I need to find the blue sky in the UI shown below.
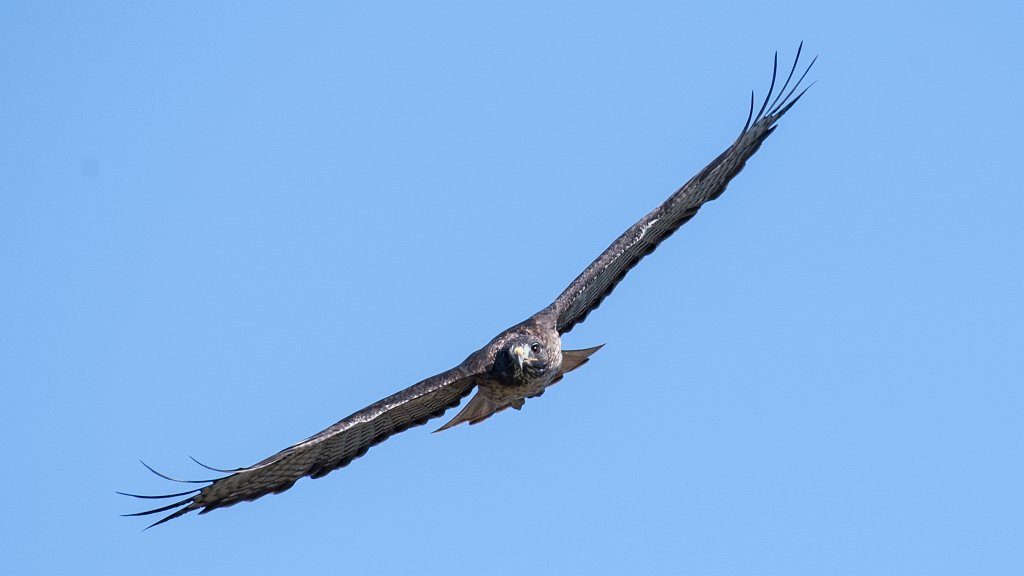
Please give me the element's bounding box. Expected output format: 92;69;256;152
2;2;1022;574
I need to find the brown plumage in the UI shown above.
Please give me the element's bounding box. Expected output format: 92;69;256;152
122;46;814;528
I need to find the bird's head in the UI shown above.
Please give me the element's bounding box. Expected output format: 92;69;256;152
497;332;560;382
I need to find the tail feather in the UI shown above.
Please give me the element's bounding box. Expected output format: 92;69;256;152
561;344;604;374
434;393;503;432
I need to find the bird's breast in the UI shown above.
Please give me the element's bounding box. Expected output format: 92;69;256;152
478;350;563;407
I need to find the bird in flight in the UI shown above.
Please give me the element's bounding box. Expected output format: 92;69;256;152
123;46;815;528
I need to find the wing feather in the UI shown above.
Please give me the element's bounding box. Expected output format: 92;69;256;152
123;366;478;527
550;46;814;334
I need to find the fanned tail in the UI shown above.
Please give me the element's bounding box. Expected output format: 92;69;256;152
434;394;502;432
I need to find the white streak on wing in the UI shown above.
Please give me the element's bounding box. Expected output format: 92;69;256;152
636;217;659;244
571;216;662;308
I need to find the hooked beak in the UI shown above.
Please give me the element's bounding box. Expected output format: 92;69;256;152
510;344;527;370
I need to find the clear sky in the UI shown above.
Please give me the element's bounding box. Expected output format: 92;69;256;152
2;2;1021;574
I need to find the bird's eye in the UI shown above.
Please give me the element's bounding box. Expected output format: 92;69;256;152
530;343;542;354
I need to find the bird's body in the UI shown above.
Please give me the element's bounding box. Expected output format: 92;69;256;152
472;317;563;408
123;46;815;528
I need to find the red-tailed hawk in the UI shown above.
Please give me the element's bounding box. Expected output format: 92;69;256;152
123;46;815;528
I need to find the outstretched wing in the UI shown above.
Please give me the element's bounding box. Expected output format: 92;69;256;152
122;366;478;528
549;46;815;334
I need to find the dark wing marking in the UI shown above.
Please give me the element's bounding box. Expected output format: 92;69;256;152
122;366;478;528
550;45;815;334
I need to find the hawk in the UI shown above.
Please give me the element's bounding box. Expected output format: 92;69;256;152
123;46;814;527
